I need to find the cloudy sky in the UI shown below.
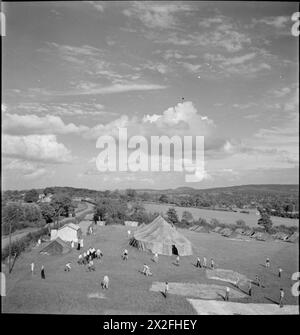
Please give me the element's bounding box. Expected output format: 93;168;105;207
2;1;299;190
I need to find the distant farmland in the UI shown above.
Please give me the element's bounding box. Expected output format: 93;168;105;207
143;203;299;228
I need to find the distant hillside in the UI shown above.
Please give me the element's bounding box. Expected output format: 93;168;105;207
136;184;299;196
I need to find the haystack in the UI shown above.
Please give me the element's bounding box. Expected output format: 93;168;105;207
129;215;193;256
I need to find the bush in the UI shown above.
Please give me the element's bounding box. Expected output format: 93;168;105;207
1;227;48;261
210;218;221;227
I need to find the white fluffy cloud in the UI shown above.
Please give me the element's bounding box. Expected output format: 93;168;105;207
2;134;73;163
3;113;88;135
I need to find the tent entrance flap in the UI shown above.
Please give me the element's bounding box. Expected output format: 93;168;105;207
172;245;178;255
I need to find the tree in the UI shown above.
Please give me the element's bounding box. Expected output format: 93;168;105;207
24;189;39;203
43;187;54;195
181;211;194;225
166;207;179;225
2;202;24;234
50;193;73;225
130;203;148;223
2;202;24;272
257;210;273;232
159;194;169;203
23;203;43;226
39;203;56;224
94;198;127;224
126;189;137;200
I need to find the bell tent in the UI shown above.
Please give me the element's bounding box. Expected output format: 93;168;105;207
129;215;193;256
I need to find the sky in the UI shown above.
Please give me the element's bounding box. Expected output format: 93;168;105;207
2;1;299;190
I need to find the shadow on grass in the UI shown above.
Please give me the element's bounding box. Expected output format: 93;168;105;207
160;291;167;298
172;262;179;266
264;296;279;305
217;293;226;301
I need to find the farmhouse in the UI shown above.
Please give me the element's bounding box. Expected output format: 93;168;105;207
51;223;82;242
129;215;193;256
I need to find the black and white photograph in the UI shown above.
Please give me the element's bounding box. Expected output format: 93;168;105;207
1;0;299;319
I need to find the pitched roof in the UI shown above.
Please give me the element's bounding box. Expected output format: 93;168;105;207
59;223;81;231
133;215;192;248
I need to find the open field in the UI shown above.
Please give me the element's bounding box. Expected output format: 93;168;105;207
2;224;298;314
144;203;299;227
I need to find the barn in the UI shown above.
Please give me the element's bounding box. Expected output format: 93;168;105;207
51;223;82;242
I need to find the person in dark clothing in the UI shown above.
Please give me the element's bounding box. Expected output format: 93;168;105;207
196;257;201;268
248;281;252;296
41;265;45;279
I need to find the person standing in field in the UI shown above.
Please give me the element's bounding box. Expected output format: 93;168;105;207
255;275;260;287
203;257;207;268
31;262;35;275
176;255;180;266
248;281;252;296
278;268;282;278
41;265;45;279
71;240;74;249
265;258;270;268
153;253;158;263
165;281;169;298
211;258;215;269
102;275;109;289
127;230;131;238
122;249;128;261
225;287;230;301
279;288;284;308
196;257;201;268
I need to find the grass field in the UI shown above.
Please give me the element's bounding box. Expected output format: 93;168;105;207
2;224;298;314
143;203;299;228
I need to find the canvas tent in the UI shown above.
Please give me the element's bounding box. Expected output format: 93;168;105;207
129;215;193;256
40;238;71;255
286;232;299;243
272;232;289;241
254;232;273;241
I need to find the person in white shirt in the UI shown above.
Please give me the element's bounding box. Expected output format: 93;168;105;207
102;275;109;289
225;287;230;301
31;262;35;274
65;263;71;271
203;257;207;268
279;288;284;308
165;282;169;298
